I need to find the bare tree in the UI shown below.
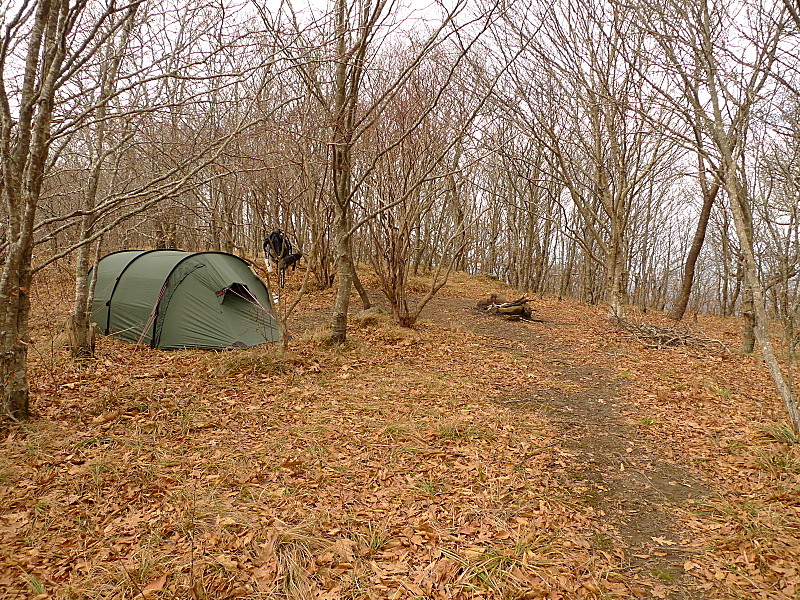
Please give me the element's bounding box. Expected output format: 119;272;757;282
359;32;504;327
0;0;140;419
640;0;799;429
261;0;480;342
67;5;138;358
783;0;800;28
498;0;675;318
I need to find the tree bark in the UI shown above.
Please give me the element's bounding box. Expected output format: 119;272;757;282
606;216;629;319
1;0;73;419
724;165;799;429
741;287;756;354
669;180;720;321
328;0;356;345
0;258;34;420
331;208;355;344
352;265;372;310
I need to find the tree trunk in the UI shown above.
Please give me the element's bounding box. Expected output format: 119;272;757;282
1;0;75;419
0;256;34;420
606;221;628;319
352;258;372;310
725;165;799;430
328;0;355;345
607;253;627;319
559;233;575;299
741;287;756;354
70;238;97;359
331;208;354;344
69;14;135;358
720;218;731;315
669;180;720;320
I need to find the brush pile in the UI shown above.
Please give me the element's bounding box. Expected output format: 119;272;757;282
615;317;729;353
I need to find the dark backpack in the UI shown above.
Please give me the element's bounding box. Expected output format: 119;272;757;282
264;230;302;287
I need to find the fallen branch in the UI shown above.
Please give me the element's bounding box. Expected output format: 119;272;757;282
615;317;729;354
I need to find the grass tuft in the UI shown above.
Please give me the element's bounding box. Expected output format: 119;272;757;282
755;449;800;476
207;347;301;377
762;422;800;446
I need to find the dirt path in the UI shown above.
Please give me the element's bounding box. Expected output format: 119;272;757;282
420;295;710;599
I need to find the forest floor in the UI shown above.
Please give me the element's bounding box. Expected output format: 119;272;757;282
1;267;799;600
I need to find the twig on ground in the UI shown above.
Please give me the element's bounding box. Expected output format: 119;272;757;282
119;560;148;600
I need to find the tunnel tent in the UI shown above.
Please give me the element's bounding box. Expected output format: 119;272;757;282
91;249;279;349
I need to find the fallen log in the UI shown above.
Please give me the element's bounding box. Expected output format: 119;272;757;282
497;304;531;317
499;296;529;308
476;293;508;309
487;296;532;319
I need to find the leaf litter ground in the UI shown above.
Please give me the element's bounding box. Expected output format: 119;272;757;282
1;269;798;599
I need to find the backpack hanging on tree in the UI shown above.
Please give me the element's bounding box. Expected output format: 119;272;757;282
264;229;302;288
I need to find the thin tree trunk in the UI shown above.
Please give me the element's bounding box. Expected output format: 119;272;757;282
720;216;731;315
670;180;720;320
741;287;756;354
559;231;575;299
352;265;372;310
70;238;97;358
725;166;799;430
329;0;354;345
606;218;628;319
70;8;136;358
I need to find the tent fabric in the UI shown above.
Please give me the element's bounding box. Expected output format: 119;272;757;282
91;250;148;335
90;250;278;349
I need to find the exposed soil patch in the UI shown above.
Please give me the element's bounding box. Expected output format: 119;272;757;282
420;294;712;598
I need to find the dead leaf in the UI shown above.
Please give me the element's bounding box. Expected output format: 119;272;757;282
142;574;166;596
651;536;676;546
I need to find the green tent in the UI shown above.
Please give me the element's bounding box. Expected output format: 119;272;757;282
91;250;279;349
